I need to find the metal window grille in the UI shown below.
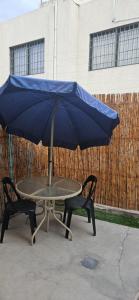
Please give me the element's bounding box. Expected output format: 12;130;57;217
89;29;116;70
89;22;139;71
117;23;139;66
10;39;44;76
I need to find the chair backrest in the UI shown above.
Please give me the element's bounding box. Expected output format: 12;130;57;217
82;175;97;203
2;177;20;205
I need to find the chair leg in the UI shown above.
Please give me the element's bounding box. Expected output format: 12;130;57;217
5;214;10;230
63;207;67;224
33;214;37;228
29;213;35;244
0;211;9;243
65;210;72;239
86;208;91;223
91;203;96;236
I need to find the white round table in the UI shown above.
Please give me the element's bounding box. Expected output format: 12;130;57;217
16;176;82;244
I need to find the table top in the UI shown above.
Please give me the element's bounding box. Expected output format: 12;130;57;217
16;176;82;201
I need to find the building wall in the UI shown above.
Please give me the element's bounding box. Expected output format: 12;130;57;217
77;0;139;93
0;0;79;85
52;0;79;81
0;0;139;94
0;2;54;84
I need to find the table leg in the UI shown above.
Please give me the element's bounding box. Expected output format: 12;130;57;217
52;210;72;241
31;199;47;245
31;199;73;244
46;200;72;240
46;207;50;232
54;210;63;220
51;201;72;241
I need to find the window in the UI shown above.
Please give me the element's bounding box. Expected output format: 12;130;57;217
118;24;139;66
10;39;44;76
89;22;139;71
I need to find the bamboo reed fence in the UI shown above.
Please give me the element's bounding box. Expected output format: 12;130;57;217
0;93;139;214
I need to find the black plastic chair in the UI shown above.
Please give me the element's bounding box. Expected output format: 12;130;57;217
0;177;37;243
63;175;97;239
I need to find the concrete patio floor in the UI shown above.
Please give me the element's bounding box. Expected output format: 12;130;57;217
0;214;139;300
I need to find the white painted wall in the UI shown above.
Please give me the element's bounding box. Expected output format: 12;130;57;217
52;0;79;81
77;0;139;93
0;0;139;94
0;2;55;84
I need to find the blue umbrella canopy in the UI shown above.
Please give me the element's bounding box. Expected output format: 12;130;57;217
0;75;119;148
0;75;119;184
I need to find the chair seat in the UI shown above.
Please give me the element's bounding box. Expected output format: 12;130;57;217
6;199;36;214
65;195;92;210
1;177;37;244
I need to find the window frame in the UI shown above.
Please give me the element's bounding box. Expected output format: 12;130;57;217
89;22;139;71
10;38;45;76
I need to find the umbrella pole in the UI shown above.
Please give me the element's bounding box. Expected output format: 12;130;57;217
48;110;55;186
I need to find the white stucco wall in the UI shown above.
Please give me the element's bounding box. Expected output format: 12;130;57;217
0;0;79;84
77;0;139;93
0;2;55;84
0;0;139;94
53;0;79;81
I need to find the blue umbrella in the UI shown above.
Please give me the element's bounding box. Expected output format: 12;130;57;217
0;75;119;185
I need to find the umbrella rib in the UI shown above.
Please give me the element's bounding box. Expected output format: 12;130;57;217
5;94;53;128
61;96;111;138
62;102;80;145
41;100;79;147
